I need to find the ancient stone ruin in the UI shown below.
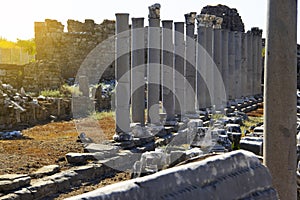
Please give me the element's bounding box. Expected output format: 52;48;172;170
201;4;245;32
2;1;297;199
34;19;115;80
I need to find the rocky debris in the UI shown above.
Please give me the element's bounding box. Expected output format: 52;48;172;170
0;131;22;139
0;174;31;193
0;81;71;131
66;143;120;165
66;151;278;200
0;163;115;200
65;153;97;165
201;4;245;32
30;165;60;179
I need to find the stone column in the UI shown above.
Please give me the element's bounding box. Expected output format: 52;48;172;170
147;4;161;125
196;19;206;110
256;30;263;95
114;13;131;140
228;31;236;100
213;28;222;108
79;76;89;97
174;22;185;118
246;31;253;96
184;12;197;115
221;30;229;100
131;18;145;125
205;27;213;107
241;33;248;97
252;28;258;96
162;20;175;121
234;32;242;99
264;0;297;199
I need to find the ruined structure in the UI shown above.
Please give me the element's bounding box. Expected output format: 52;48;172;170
201;4;245;32
34;19;115;80
0;61;62;92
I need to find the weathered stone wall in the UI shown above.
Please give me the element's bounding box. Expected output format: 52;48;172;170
0;81;71;131
0;64;23;89
35;19;115;80
0;61;62;93
201;4;245;32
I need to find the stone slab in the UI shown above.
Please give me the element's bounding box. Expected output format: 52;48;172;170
31;165;60;178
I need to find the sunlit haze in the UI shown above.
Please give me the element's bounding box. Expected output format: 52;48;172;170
0;0;298;42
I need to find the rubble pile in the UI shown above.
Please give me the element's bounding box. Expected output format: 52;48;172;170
0;81;71;132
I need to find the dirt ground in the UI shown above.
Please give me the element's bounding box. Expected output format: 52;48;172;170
0;105;264;198
0;115;130;199
0;116;116;175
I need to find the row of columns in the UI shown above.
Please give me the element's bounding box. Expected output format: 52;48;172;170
114;4;263;135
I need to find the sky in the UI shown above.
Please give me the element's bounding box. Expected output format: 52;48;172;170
0;0;297;42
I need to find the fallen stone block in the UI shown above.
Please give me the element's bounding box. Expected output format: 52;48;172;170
0;174;31;192
65;153;95;164
66;150;278;200
31;164;60;178
84;143;120;154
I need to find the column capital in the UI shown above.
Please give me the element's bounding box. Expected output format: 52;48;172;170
251;27;263;36
148;3;161;19
196;14;223;29
185;12;197;25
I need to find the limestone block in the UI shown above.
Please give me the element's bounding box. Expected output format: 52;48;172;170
0;174;30;192
31;165;60;178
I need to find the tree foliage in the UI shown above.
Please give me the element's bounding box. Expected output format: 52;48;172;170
0;37;36;55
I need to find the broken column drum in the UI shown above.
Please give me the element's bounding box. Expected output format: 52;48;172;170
147;4;161;125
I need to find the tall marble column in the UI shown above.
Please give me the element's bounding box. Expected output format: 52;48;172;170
251;28;258;96
241;33;248;97
246;31;253;96
162;20;175;121
213;28;222;108
264;0;297;198
114;13;131;139
234;32;242;99
228;31;236;100
184;12;196;114
221;30;229;100
205;26;213;107
174;22;185;118
196;17;206;110
131;18;145;125
256;30;263;95
147;4;161;125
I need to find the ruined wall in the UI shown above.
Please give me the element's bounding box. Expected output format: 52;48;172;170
0;61;62;93
201;4;245;32
35;19;115;80
0;81;71;131
0;64;23;89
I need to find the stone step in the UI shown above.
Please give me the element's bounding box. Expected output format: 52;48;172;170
0;174;31;193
